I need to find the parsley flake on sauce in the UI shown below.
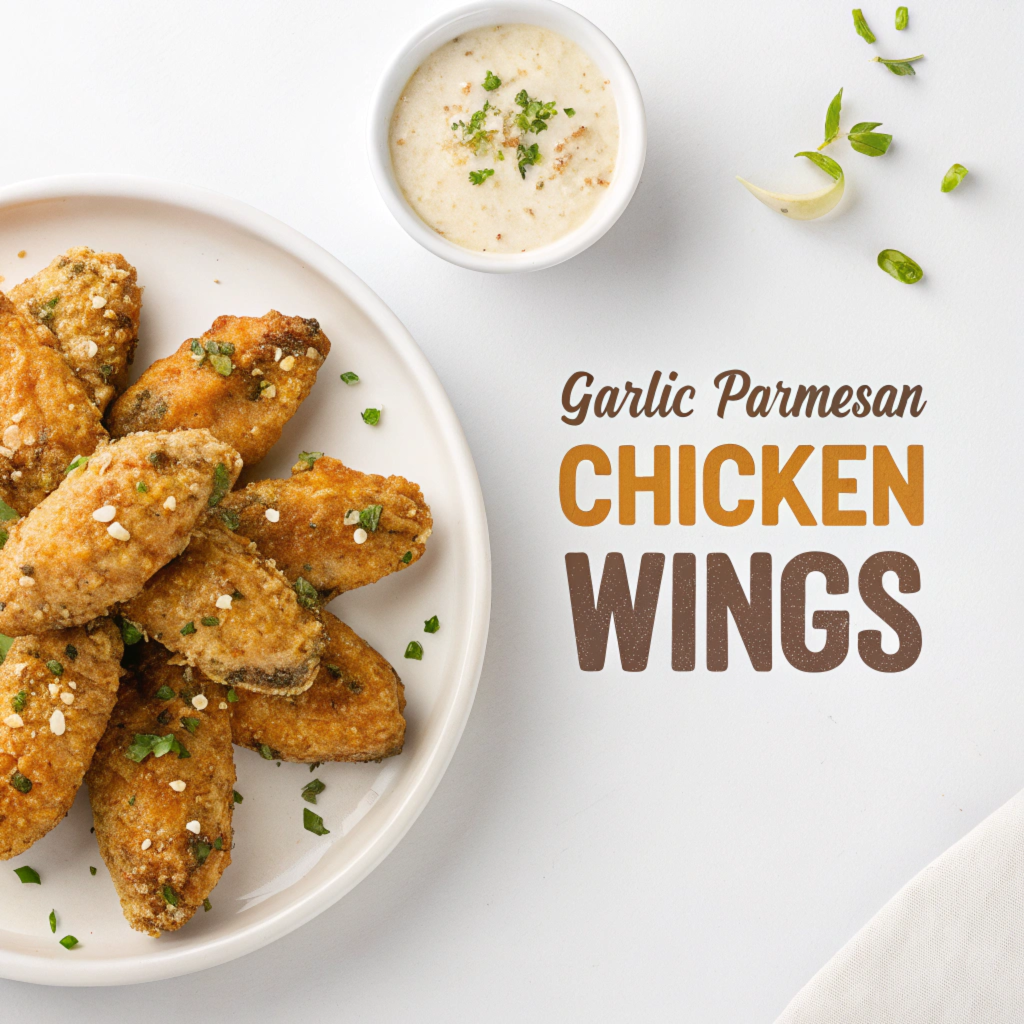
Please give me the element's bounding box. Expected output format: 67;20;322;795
482;70;501;91
469;168;495;185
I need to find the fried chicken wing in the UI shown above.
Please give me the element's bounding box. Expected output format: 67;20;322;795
230;610;405;763
107;311;330;466
0;430;242;635
0;619;122;860
121;516;325;695
0;293;108;515
87;645;234;936
10;246;142;412
221;455;432;601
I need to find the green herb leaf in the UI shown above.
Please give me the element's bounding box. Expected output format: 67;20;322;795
89;866;97;876
14;866;40;884
0;530;9;551
564;107;576;117
517;142;541;180
209;463;230;507
10;770;32;794
200;616;220;627
896;6;908;29
877;248;924;284
793;151;844;181
46;659;63;676
219;509;240;531
227;688;239;703
180;621;196;636
469;168;495;185
872;54;924;75
823;88;843;146
848;131;893;156
49;910;56;933
214;836;223;850
297;451;323;471
359;505;383;532
852;8;876;42
340;371;359;385
154;685;175;701
203;898;213;912
118;618;144;646
190;338;205;361
11;690;27;713
293;577;319;610
482;70;501;91
180;717;200;735
208;353;233;376
59;935;78;950
128;795;136;806
423;615;440;634
125;733;185;763
258;743;275;760
65;455;89;474
941;163;969;193
849;121;883;133
65;644;78;662
136;481;149;493
0;635;13;664
301;778;326;804
233;790;243;804
193;841;212;866
303;808;330;836
405;641;424;661
162;885;179;907
361;407;381;426
401;551;413;564
0;499;19;523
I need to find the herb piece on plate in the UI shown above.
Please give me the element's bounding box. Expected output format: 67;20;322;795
822;88;843;148
303;807;330;836
941;163;969;192
340;371;359;385
405;641;424;660
877;249;924;283
301;779;326;804
896;6;908;29
847;129;892;156
59;935;78;950
424;615;440;634
49;910;56;933
852;9;876;42
13;866;40;884
361;407;381;426
872;54;924;75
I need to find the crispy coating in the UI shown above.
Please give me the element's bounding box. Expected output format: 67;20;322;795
0;430;242;635
221;455;432;601
86;645;234;936
10;246;142;413
0;292;108;515
122;515;325;695
0;620;123;860
230;610;405;763
108;311;330;466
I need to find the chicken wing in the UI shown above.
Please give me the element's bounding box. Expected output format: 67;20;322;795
86;644;234;936
221;454;431;602
10;246;142;413
0;292;108;515
0;429;242;635
107;311;330;465
121;516;325;695
0;619;122;860
230;610;405;763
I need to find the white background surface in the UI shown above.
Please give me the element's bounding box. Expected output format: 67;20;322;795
1;0;1020;1019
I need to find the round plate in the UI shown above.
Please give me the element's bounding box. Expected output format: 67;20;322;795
0;175;490;986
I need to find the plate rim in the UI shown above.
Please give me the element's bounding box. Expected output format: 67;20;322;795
0;173;491;987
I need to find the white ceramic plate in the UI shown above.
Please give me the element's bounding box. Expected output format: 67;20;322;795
0;175;490;986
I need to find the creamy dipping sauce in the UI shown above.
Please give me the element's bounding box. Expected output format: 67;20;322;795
389;24;619;253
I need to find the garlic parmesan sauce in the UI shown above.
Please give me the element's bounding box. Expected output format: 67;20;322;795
389;24;619;253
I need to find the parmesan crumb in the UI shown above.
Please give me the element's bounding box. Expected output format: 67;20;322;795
191;694;209;711
107;521;131;541
18;575;35;588
185;820;201;835
163;495;176;511
265;508;280;523
215;594;233;610
354;528;368;544
279;355;296;371
219;702;228;710
141;839;152;851
49;709;66;736
169;780;187;793
305;347;318;359
3;713;24;729
273;347;282;362
60;692;74;705
48;683;59;697
343;511;360;526
91;295;107;309
11;411;23;424
85;340;99;357
92;504;117;523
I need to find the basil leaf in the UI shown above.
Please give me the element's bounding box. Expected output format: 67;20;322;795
877;249;924;284
852;8;876;42
89;866;97;875
359;504;383;532
125;733;183;763
14;866;40;884
162;885;179;907
46;659;63;676
11;690;27;713
293;577;319;610
118;618;144;646
297;451;322;470
896;6;908;29
401;551;413;564
0;499;19;523
220;509;240;530
301;779;326;804
303;808;330;836
848;131;892;156
203;898;213;912
208;463;230;506
227;688;239;703
180;716;200;735
823;87;843;146
193;841;212;865
849;121;883;133
180;621;196;636
872;54;924;76
941;163;969;193
233;790;243;804
793;151;843;181
65;455;89;474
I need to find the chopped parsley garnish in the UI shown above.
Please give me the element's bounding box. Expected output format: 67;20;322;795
301;778;326;804
46;659;63;676
162;885;179;907
258;744;275;760
896;5;908;29
401;551;413;564
452;102;499;158
118;618;144;646
214;836;223;850
220;509;240;530
38;295;60;322
193;841;212;866
309;761;323;772
517;142;541;179
564;107;576;117
226;688;239;703
49;910;56;933
293;577;318;610
208;463;230;506
469;168;495;185
193;339;234;375
10;770;32;794
180;716;200;735
359;504;383;532
180;621;197;636
339;371;359;385
0;499;19;522
11;690;27;713
203;898;213;912
303;808;330;836
125;733;186;763
233;790;243;804
424;615;440;634
852;8;876;42
482;70;501;91
155;685;175;701
89;866;97;876
65;455;89;474
136;481;149;493
404;641;424;661
65;644;78;661
59;935;78;950
200;616;220;627
297;451;323;470
514;89;557;135
14;866;40;884
361;407;381;426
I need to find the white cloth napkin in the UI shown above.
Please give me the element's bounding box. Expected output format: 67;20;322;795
774;788;1024;1024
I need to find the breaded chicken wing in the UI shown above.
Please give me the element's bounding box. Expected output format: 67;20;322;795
0;293;108;515
121;516;325;695
230;610;405;763
0;619;122;860
221;455;431;601
108;311;330;465
87;645;234;936
10;246;142;412
0;430;242;635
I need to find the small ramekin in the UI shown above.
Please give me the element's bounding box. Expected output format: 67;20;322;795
367;0;647;273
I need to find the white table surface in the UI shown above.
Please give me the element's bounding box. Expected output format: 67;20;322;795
1;0;1020;1018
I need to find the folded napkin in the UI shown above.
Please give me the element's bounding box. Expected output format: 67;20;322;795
775;788;1024;1024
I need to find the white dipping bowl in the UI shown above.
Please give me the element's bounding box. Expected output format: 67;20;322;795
367;0;647;273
